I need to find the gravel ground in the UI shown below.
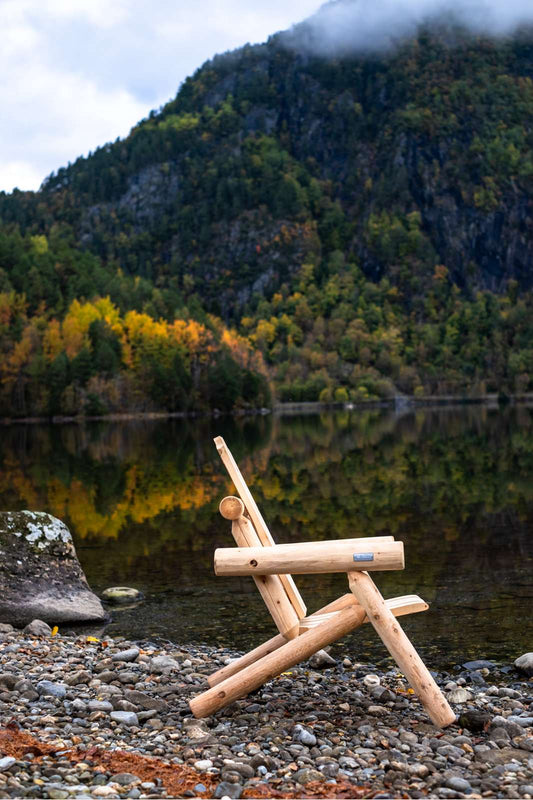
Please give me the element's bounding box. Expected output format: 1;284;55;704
0;621;531;799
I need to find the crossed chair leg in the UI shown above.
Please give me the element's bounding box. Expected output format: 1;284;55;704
189;575;456;728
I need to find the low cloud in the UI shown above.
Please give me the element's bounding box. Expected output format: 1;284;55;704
1;0;321;193
283;0;533;57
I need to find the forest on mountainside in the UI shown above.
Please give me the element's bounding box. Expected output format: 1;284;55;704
2;19;533;417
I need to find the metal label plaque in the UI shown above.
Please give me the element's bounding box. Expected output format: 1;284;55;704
353;552;374;562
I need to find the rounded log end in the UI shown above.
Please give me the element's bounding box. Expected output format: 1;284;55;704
188;698;204;718
219;495;245;520
433;704;457;728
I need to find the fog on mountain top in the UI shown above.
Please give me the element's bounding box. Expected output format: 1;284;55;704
282;0;533;55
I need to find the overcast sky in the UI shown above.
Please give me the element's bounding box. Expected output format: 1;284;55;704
3;0;532;196
0;0;322;194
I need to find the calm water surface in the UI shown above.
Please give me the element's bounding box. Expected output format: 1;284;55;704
1;407;531;669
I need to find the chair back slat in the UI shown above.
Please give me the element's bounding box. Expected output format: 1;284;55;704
230;515;300;639
214;436;307;619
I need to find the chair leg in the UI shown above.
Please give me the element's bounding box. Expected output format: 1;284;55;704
189;603;367;718
348;571;456;728
207;592;429;686
207;593;360;687
207;633;287;687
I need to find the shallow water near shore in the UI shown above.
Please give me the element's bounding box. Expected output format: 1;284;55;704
1;406;532;669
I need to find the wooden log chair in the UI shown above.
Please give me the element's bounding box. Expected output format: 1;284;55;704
189;437;455;728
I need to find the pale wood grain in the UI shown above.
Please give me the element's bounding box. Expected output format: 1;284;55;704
214;436;307;618
230;515;299;639
215;538;404;575
206;592;428;687
191;603;367;717
349;571;455;728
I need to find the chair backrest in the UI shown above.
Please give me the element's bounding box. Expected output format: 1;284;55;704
215;436;307;635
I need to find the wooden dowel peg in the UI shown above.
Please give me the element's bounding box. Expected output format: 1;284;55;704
215;539;404;576
348;571;455;728
219;496;245;520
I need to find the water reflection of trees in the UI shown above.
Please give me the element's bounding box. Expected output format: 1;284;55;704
1;408;533;588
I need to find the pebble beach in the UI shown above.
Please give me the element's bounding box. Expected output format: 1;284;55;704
0;621;531;800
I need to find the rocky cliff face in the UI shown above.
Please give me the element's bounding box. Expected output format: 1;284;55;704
2;26;533;311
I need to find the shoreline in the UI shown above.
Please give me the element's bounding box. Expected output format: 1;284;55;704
3;393;533;427
0;625;531;799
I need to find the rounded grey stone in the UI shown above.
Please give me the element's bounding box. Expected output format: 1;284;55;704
194;759;213;770
295;767;325;784
226;763;254;779
110;773;139;786
462;660;494;670
36;680;67;698
123;689;168;711
294;725;317;746
88;700;113;712
507;715;533;727
117;671;138;684
111;648;140;663
446;687;472;703
102;587;142;605
308;649;336;669
446;776;472;793
110;710;139;727
514;653;533;677
214;781;242;798
150;655;180;673
24;619;52;636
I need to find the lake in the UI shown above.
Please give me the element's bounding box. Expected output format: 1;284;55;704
1;406;531;669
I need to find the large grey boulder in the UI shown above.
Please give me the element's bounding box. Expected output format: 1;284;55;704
0;511;106;626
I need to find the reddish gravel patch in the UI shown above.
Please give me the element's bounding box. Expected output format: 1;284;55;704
0;725;378;798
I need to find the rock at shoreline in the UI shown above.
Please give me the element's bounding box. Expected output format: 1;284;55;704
307;648;336;668
102;586;143;605
24;619;52;636
0;510;106;626
458;709;491;731
515;652;533;677
447;687;472;703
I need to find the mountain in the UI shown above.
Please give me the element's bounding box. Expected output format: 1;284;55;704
1;11;533;416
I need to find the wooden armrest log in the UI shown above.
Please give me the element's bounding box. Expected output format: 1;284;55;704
215;439;307;618
215;539;404;576
348;571;455;728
